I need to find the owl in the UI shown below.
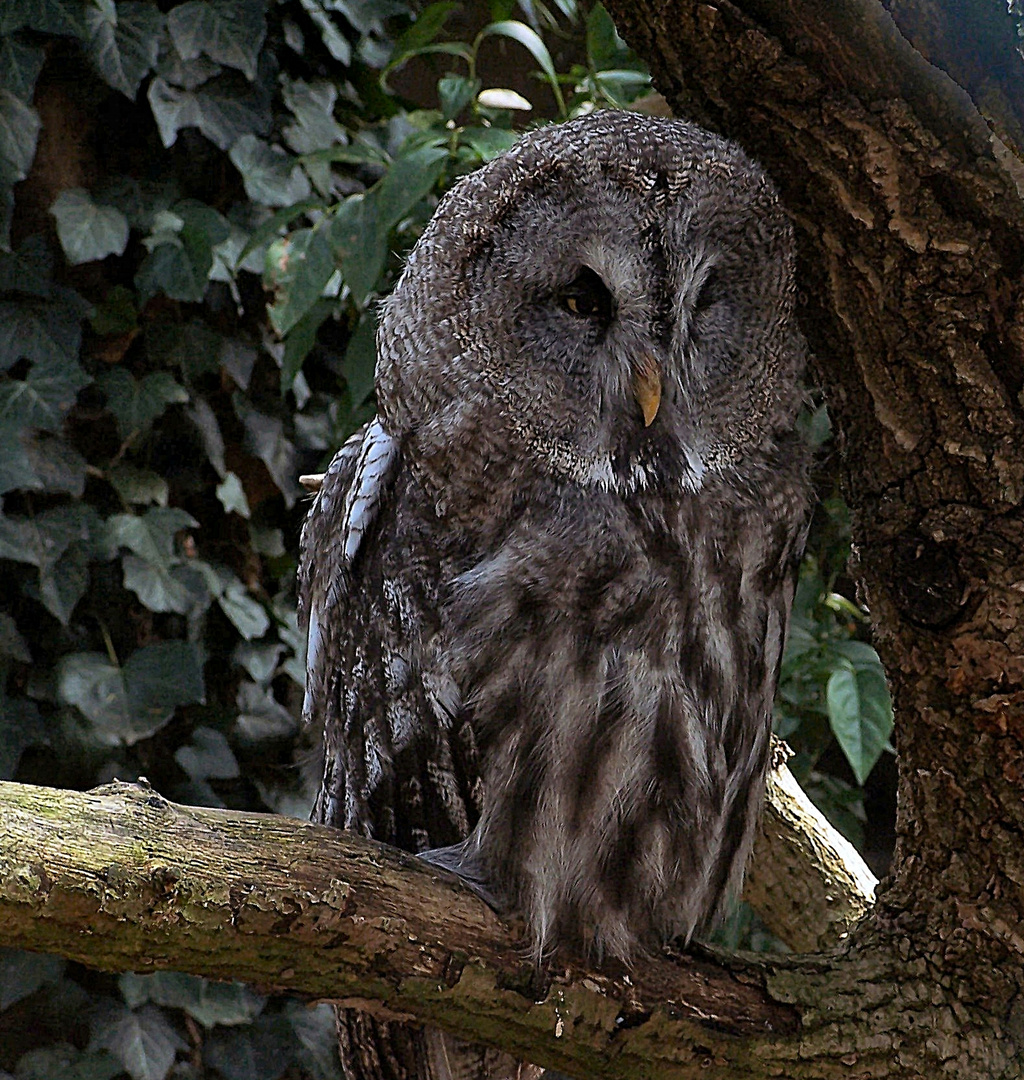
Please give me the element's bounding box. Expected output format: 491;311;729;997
299;110;812;1077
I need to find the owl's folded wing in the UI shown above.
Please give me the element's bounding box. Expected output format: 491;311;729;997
298;418;400;730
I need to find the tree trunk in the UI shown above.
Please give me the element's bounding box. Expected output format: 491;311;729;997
600;0;1024;1073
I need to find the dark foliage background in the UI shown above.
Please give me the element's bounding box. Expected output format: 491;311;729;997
0;1;894;1076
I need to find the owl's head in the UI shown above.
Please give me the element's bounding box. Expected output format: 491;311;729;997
377;111;806;501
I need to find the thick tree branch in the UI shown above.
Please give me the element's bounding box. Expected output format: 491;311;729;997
0;768;870;1078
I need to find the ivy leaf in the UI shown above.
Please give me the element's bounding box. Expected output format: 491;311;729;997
230;135;311;207
233;393;301;507
147;73;271;151
0;287;86;370
266;225;334;337
85;0;164;99
40;542;90;624
0;88;40;183
204;1013;295;1080
0;611;31;662
174;726;239;780
328;193;386;306
0;693;48;779
13;1043;122;1080
0;0;87;38
146;320;222;378
107;464;169;507
295;0;350;66
0;420;88;497
233;640;283;684
0;948;65;1011
285;1001;343;1080
826;647;894;785
0;504;93;570
281;78;344;155
0;233;52;297
216;471;250;518
98;368;189;440
235;680;296;740
50;188;130;264
186;395;227;477
119;972;263;1028
194;561;269;639
0;37;46;101
167;0;267;81
0;353;91;431
90;1001;187;1080
58;640;205;745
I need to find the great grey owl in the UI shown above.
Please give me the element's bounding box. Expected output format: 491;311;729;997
299;109;812;1078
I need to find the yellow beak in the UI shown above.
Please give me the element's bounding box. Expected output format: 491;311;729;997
633;355;662;427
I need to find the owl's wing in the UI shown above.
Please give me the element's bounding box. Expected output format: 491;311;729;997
298;418;401;828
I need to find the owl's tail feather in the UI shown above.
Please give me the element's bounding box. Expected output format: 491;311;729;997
418;841;503;912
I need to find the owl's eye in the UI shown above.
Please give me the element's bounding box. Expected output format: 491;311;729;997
557;268;614;324
692;267;721;316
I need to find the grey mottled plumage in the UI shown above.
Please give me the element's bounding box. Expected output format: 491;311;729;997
299;111;812;1077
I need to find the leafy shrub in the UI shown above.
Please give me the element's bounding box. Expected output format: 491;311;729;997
0;0;891;1075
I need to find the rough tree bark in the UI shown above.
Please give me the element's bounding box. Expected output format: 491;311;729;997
596;0;1024;1074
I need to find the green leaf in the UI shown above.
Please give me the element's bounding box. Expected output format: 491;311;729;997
235;680;296;740
174;725;239;781
459;125;519;161
106;505;196;564
147;73;271;151
40;542;89;624
0;948;65;1011
438;74;479;120
0;0;87;37
0;611;31;662
0;353;91;430
826;659;894;785
107;464;169;507
119;972;264;1028
50;188;130;264
328;193;387;306
296;0;350;66
146;320;222;378
186;395;226;476
0;503;93;570
215;471;250;517
233;640;283;684
375;143;447;233
585;2;622;70
204;1013;296;1080
232;393;301;507
0;287;87;371
341;310;377;410
89;1001;187;1080
0;233;52;296
14;1043;123;1080
280;298;332;394
230;135;311;206
477;21;565;115
0;693;48;779
0;88;40;183
168;0;267;81
266;225;334;337
281;78;344;155
0;37;46;101
85;0;164;99
0;421;88;496
285;1000;343;1080
91;284;139;335
58;641;205;745
389;2;459;63
98;368;189;440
